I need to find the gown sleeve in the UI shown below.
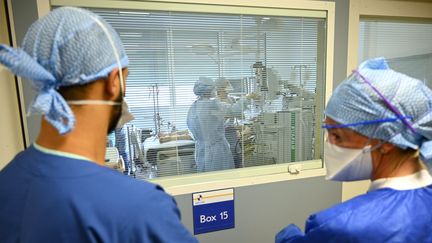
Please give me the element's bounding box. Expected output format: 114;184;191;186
275;224;305;243
126;187;198;243
217;98;249;118
275;215;351;243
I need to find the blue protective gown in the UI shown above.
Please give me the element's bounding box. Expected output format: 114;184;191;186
276;170;432;243
187;97;244;172
0;145;198;243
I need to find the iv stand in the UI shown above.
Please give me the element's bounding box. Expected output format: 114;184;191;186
151;84;162;137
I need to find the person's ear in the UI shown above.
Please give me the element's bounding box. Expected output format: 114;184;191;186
105;68;121;97
121;68;128;94
380;142;396;155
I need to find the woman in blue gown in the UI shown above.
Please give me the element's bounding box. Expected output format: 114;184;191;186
187;77;245;172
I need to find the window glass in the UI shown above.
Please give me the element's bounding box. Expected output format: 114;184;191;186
359;20;432;87
96;9;327;179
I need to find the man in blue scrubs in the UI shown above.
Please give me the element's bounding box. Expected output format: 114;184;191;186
0;7;197;243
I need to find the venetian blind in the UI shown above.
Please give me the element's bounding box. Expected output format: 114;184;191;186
91;8;326;177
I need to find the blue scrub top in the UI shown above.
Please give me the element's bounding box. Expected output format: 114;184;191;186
276;170;432;243
0;145;198;243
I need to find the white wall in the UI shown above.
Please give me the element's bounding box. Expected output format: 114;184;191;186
0;0;24;168
359;21;432;62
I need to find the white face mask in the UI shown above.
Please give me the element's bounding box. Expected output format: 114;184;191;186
324;139;373;181
67;98;134;130
116;101;134;128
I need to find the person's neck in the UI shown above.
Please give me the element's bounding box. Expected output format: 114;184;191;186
35;108;110;165
372;151;422;181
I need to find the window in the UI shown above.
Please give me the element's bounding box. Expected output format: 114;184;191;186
95;7;328;179
0;0;326;184
359;20;432;87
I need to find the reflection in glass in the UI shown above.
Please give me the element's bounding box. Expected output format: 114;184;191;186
97;9;327;178
359;20;432;87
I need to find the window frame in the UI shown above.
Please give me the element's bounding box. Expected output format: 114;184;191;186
36;0;334;196
346;0;432;77
341;0;432;201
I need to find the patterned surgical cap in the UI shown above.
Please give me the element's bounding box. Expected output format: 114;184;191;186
193;77;215;96
325;57;432;166
0;7;128;134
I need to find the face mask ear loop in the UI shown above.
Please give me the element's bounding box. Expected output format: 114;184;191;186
324;130;329;142
92;16;124;96
362;124;380;149
363;139;385;154
67;100;121;106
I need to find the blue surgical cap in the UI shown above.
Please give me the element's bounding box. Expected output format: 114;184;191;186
325;57;432;165
193;77;215;96
215;77;233;91
0;7;128;134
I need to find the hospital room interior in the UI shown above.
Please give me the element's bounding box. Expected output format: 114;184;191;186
1;0;432;242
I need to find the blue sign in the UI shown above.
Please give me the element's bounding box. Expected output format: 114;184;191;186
192;188;235;234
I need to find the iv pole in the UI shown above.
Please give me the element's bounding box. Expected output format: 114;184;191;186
151;84;161;137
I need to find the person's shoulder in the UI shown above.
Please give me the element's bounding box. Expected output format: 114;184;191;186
0;146;40;176
6;146;35;164
97;169;169;200
92;171;180;221
307;190;385;229
111;175;198;242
